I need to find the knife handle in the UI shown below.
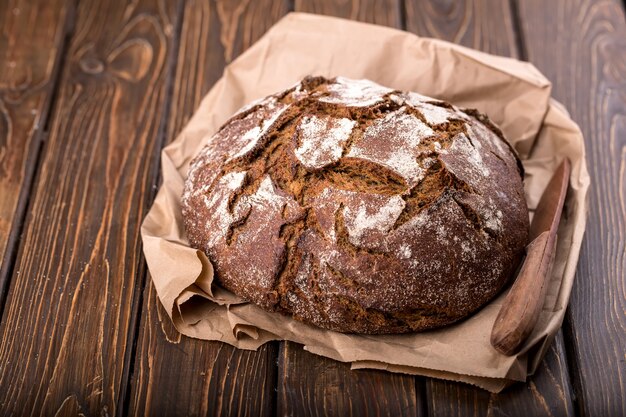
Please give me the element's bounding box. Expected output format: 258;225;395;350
490;230;557;355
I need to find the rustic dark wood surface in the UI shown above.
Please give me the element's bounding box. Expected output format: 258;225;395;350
0;0;72;312
0;0;623;416
0;0;180;415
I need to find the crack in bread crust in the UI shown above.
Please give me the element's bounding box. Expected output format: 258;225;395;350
182;76;529;334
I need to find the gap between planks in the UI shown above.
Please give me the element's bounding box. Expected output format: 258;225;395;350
0;0;77;320
118;1;187;416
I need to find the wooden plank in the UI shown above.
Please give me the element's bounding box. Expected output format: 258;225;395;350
278;343;425;417
295;0;402;26
166;0;292;142
403;1;576;415
277;2;426;417
0;0;182;415
128;1;290;415
517;0;626;415
0;0;71;309
404;0;519;56
129;282;278;417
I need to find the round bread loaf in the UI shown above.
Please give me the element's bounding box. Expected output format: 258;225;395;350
182;76;529;334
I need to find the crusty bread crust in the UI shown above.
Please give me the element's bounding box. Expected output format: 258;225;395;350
182;76;529;334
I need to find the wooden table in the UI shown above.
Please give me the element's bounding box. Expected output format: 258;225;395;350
0;1;624;416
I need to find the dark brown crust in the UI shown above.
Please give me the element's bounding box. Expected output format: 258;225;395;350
181;76;530;334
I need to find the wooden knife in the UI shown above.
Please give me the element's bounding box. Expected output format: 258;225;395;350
490;159;571;356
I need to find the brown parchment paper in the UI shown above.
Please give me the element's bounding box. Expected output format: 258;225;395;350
141;13;590;392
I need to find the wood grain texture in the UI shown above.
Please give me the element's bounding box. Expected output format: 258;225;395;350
404;1;576;415
278;343;425;417
128;1;290;415
129;283;278;417
0;0;71;308
404;0;518;56
166;0;292;142
518;0;626;415
0;0;181;415
295;0;402;26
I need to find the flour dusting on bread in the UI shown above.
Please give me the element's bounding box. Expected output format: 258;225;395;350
295;115;356;169
181;76;529;334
